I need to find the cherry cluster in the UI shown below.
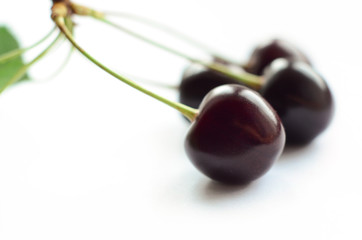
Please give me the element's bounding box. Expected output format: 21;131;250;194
179;40;334;183
180;39;334;144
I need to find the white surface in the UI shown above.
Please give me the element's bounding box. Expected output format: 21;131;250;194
0;0;361;239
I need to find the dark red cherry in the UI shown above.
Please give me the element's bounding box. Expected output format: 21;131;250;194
179;63;241;109
185;84;285;184
245;39;310;75
260;59;334;145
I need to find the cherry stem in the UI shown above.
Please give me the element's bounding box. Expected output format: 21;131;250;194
101;19;263;89
0;33;63;94
69;3;263;90
103;11;238;65
53;16;199;121
119;72;179;90
0;27;56;64
36;45;74;81
101;18;263;89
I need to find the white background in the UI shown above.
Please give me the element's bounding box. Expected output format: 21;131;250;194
0;0;361;239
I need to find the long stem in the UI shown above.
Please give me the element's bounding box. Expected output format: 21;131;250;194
102;18;201;63
0;27;56;64
53;16;198;121
98;17;263;90
69;3;263;89
103;11;237;64
36;44;74;81
119;72;179;90
0;33;63;94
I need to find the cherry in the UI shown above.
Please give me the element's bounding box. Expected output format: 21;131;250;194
260;59;334;145
179;63;241;109
185;84;285;184
245;39;310;75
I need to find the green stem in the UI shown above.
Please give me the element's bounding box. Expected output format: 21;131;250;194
50;44;74;78
0;33;63;94
36;44;74;81
103;11;237;65
0;27;56;64
101;18;201;63
95;17;263;90
69;3;263;89
53;16;198;121
119;72;179;90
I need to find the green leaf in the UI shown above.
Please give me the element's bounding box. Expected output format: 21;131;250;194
0;26;29;90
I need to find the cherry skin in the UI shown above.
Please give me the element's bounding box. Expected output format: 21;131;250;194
180;63;241;109
245;39;310;75
260;59;334;145
185;84;285;184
